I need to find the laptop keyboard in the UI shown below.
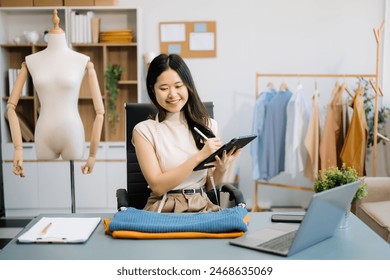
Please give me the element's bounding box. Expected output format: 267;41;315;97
257;230;298;253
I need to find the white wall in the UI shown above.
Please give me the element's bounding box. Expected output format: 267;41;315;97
119;0;387;209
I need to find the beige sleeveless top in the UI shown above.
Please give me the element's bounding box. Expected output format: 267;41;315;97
133;111;218;191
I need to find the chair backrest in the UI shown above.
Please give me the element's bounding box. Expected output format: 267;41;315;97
125;102;214;209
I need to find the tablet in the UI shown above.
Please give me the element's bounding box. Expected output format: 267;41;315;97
194;134;257;171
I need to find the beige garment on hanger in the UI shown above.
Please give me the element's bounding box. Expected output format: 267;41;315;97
304;90;321;181
319;82;347;170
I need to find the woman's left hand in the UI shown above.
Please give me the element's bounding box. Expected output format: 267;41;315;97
213;147;241;173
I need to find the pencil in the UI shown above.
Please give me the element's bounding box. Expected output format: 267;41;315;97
39;222;52;236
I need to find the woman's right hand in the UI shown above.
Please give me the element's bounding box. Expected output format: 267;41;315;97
199;137;222;163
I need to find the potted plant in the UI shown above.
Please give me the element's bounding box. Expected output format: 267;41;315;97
313;163;368;227
105;64;123;133
313;164;367;201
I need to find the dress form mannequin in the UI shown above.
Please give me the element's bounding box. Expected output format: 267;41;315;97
7;9;105;177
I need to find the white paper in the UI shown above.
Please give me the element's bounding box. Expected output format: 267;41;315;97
17;217;101;243
160;23;186;42
189;32;215;51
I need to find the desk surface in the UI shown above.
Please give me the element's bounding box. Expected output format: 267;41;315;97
1;212;390;260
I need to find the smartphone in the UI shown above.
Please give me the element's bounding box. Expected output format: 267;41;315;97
271;214;304;223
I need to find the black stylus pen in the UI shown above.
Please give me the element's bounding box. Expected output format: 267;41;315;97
194;127;208;140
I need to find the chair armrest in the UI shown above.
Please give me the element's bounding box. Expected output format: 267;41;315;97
357;177;390;204
219;183;246;208
116;188;129;210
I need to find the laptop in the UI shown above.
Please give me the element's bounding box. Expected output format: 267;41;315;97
230;181;360;256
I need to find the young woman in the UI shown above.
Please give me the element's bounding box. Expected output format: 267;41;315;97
133;54;240;212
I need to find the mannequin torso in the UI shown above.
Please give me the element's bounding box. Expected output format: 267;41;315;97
26;33;89;160
7;9;105;177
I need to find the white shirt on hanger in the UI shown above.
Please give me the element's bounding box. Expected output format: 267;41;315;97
284;83;311;178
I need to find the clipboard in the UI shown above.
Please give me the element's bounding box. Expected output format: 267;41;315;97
17;217;101;244
194;134;257;171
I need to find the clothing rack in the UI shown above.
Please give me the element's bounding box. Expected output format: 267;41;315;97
252;20;385;212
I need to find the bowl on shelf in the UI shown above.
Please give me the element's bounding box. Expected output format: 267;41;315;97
24;31;39;44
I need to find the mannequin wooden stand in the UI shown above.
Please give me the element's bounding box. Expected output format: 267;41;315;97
70;160;76;213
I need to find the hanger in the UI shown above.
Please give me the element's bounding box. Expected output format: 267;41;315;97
279;82;288;91
295;79;303;93
310;80;320;100
266;82;275;89
344;86;353;98
356;82;363;97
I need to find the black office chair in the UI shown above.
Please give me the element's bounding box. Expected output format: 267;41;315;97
116;102;246;211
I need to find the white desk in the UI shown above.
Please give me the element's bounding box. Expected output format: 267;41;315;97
1;212;390;260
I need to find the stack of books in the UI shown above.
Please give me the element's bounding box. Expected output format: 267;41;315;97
70;10;95;44
99;29;133;43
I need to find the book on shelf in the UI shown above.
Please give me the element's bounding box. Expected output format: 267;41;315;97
86;11;94;43
91;18;100;44
71;10;76;43
76;12;82;43
17;69;28;97
8;69;14;96
18;115;34;142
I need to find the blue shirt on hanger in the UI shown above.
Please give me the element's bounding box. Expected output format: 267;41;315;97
260;88;292;181
250;87;276;180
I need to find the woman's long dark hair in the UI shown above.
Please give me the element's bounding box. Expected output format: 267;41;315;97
146;53;215;150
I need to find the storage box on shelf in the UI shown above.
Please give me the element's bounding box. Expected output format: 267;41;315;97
0;0;33;7
0;6;140;216
94;0;118;6
64;0;93;6
34;0;63;7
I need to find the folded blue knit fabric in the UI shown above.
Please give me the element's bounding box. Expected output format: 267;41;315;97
109;206;248;233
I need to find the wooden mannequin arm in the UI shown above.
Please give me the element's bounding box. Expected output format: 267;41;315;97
81;62;105;174
7;62;28;177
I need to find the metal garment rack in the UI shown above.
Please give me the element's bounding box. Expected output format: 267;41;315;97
252;21;385;212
